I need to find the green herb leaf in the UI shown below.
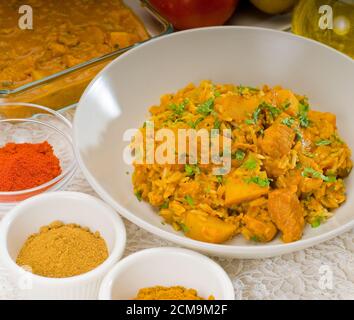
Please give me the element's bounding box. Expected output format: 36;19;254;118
242;158;257;170
295;128;303;141
315;139;331;146
179;223;190;233
298;100;310;128
302;167;336;182
282;101;291;110
311;217;323;228
185;164;200;176
245;119;255;125
281;117;295;127
160;200;169;209
237;85;259;95
197;98;214;116
245;176;271;187
214;117;221;130
184;195;194;207
232;150;246;161
169;101;187;116
216;175;223;184
188;117;204;129
135;190;142;201
250;235;260;242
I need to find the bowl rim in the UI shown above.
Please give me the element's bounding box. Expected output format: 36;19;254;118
0;102;77;197
0;191;127;285
98;247;235;300
73;26;354;257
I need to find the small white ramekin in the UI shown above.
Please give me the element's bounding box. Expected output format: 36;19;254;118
0;191;126;300
98;247;235;300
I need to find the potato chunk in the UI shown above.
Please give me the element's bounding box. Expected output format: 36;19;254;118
225;175;269;206
184;210;236;244
268;189;304;243
215;94;260;123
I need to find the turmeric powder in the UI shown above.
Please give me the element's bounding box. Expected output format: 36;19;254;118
134;286;215;300
16;221;108;278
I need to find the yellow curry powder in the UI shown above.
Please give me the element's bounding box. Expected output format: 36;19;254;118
134;286;215;300
16;221;108;278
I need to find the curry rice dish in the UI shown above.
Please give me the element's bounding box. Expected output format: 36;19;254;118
133;81;352;244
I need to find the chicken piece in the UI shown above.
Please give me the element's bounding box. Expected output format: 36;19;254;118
242;215;277;242
258;123;295;158
183;210;236;243
215;94;260;123
224;174;269;206
268;189;304;243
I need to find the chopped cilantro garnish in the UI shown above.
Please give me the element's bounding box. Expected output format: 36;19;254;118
245;176;271;187
169;102;185;115
298;100;310;128
185;164;200;176
197;98;214;116
303;151;314;158
160;200;169;209
246;102;280;125
295;128;303;141
135;190;142;201
315;139;331;146
184;195;194;207
282;101;291;110
237;85;259;95
311;217;323;228
188;117;204;129
232;150;246;161
216;175;223;184
214;91;221;97
179;223;190;233
245;119;255;125
242;158;257;170
214;118;221;129
281;117;295;127
302;167;336;182
250;235;260;242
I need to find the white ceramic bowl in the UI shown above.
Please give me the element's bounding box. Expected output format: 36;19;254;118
74;26;354;258
0;191;126;300
99;247;234;300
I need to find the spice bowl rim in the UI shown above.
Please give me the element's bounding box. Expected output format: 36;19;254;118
0;102;77;205
0;191;127;286
98;247;235;300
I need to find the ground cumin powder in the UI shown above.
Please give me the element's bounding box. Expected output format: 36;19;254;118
16;221;108;278
134;286;214;300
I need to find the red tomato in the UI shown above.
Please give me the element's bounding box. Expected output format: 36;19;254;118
149;0;239;30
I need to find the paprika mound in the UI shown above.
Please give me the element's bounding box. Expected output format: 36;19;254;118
0;142;61;192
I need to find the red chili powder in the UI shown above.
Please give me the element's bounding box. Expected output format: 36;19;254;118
0;142;62;192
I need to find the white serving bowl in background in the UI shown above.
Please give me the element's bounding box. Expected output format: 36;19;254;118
0;191;126;300
73;26;354;258
99;247;235;300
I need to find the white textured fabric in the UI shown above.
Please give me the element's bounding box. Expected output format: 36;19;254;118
1;109;354;300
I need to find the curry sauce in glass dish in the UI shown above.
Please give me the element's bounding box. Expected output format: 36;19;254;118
0;0;149;90
0;0;169;117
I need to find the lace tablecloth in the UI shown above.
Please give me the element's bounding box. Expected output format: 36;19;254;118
1;107;354;300
1;168;354;300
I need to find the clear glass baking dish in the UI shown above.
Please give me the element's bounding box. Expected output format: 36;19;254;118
0;0;173;118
